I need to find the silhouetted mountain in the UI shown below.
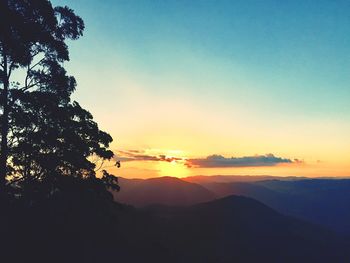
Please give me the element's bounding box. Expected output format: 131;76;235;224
118;195;348;262
114;176;350;234
256;179;350;234
195;178;350;234
113;176;216;207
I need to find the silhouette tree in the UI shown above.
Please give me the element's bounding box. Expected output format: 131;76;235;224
0;0;118;196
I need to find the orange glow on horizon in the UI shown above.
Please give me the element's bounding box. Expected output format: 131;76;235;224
105;147;350;179
157;160;190;178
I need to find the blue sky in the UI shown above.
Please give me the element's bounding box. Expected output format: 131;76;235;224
53;0;350;177
58;0;350;115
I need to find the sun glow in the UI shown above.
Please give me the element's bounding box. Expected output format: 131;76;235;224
157;159;190;178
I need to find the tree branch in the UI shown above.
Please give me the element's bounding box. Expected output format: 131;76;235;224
7;62;16;79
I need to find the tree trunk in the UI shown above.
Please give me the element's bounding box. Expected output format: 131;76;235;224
0;50;9;187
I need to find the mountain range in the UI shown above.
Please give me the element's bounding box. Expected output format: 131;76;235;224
4;175;349;262
113;175;350;234
112;195;348;262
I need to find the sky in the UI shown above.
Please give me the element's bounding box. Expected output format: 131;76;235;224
53;0;350;178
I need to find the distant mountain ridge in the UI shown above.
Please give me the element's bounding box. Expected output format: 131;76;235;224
183;175;307;183
114;175;350;234
113;176;216;207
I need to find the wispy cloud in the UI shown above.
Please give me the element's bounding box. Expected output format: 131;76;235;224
115;150;183;163
185;154;302;168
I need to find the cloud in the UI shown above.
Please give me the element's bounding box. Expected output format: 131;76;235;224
115;150;183;163
185;154;300;168
116;150;303;169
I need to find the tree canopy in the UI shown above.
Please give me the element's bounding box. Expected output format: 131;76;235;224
0;0;118;199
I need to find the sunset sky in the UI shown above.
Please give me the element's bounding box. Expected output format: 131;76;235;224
54;0;350;178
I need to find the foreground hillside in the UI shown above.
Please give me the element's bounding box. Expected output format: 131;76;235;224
136;196;347;262
1;191;348;263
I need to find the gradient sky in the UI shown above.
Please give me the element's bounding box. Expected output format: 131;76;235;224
53;0;350;178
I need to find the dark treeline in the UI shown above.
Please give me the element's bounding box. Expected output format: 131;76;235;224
0;1;119;261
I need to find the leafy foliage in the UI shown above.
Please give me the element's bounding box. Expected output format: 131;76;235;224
0;0;119;197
